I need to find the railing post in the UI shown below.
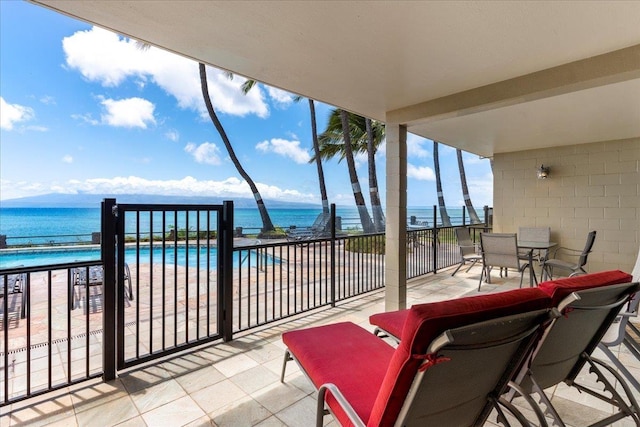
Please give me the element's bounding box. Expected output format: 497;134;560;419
462;206;467;226
432;205;438;273
330;204;336;307
221;200;234;341
102;198;117;381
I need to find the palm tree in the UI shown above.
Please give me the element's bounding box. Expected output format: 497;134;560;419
199;63;275;233
236;78;330;217
456;149;481;224
315;109;384;231
433;141;452;226
339;110;374;233
365;118;385;232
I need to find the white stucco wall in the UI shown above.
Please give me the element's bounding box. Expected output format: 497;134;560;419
493;138;640;274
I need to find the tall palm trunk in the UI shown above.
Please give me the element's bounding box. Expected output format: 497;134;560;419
309;99;329;215
340;110;374;233
456;149;481;224
199;63;275;232
366;118;385;232
433;141;452;226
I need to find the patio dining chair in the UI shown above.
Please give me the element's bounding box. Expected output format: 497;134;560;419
541;230;596;280
1;271;27;319
518;226;551;264
71;263;133;310
479;233;531;290
451;227;483;276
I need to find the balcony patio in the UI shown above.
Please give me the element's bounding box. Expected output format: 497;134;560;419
3;262;638;427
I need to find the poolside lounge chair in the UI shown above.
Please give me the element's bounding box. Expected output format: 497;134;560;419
451;227;482;276
71;263;133;310
541;230;596;280
598;248;640;392
281;287;554;426
1;271;27;319
510;270;640;427
286;212;331;241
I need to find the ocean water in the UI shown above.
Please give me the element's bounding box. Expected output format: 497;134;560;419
0;205;475;246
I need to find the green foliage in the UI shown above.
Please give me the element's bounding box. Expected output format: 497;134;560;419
345;235;385;254
258;228;288;239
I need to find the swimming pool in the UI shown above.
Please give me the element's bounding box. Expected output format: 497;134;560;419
0;244;273;269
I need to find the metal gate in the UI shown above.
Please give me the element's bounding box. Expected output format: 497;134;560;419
101;199;234;378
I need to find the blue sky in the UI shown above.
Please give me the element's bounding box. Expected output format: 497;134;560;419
0;1;493;208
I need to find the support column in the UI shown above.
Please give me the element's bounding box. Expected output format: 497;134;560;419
385;123;407;311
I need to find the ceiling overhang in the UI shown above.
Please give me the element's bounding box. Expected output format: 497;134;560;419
30;1;640;157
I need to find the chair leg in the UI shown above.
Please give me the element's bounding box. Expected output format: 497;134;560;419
280;349;293;383
451;261;465;276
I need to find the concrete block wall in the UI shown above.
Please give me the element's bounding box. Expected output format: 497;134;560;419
493;138;640;274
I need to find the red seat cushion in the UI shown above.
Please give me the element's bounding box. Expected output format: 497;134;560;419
538;270;633;306
282;322;395;426
368;287;552;427
369;309;408;339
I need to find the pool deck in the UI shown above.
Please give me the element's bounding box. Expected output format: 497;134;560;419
2;261;639;426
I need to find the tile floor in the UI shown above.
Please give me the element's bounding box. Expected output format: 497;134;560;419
2;265;639;426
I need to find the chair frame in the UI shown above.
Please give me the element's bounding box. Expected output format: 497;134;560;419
511;281;640;427
451;227;483;276
71;263;133;310
1;272;27;319
283;309;554;427
479;233;530;290
542;230;596;280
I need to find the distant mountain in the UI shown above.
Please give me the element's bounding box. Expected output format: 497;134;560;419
0;193;321;209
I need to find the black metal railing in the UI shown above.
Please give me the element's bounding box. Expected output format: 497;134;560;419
1;261;104;406
1;201;490;405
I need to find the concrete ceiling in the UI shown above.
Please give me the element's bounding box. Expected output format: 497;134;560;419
32;1;640;157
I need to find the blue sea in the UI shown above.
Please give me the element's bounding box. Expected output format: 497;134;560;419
0;206;473;246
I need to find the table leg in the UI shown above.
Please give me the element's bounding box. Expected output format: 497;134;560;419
529;250;537;287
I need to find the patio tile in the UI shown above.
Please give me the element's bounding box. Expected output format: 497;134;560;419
68;378;129;414
230;365;279;395
211;352;259;378
4;390;75;427
141;395;206;427
174;364;226;394
250;381;307;415
75;395;139;427
190;379;247;415
209;395;272;427
130;378;186;413
254;415;287;427
273;395;318;427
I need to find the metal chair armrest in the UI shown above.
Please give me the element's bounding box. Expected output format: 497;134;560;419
317;383;366;427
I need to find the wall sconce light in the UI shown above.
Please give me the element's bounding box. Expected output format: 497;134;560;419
537;164;550;179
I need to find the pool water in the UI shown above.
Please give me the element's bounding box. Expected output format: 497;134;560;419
0;245;273;269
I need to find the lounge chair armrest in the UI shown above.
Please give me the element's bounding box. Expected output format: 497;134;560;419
317;383;366;427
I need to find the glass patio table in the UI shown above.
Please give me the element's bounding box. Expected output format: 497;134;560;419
517;240;557;287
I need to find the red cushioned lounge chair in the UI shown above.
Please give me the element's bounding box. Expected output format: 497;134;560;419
281;287;554;427
509;270;640;427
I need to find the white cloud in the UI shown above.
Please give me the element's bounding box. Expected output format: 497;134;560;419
267;87;295;107
165;130;180;142
185;142;223;165
63;27;269;118
71;113;99;125
407;134;430;158
407;163;435;181
255;138;311;164
40;96;56;105
1;97;35;130
62;155;73;163
100;97;156;128
0;176;317;204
